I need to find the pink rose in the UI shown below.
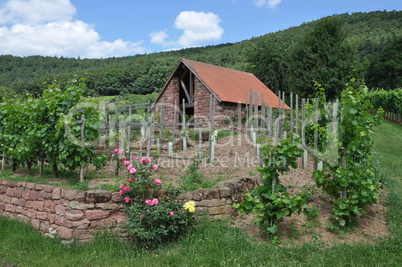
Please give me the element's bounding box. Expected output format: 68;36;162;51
125;197;131;203
127;164;133;170
145;198;159;206
129;168;137;174
169;211;174;216
152;164;158;170
128;178;136;182
122;156;127;160
132;156;139;160
123;186;130;192
123;160;130;166
118;190;123;196
119;184;124;189
114;148;122;154
154;179;161;185
140;158;151;165
152;198;159;205
140;214;145;218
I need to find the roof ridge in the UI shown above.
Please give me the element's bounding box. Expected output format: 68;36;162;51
182;58;253;76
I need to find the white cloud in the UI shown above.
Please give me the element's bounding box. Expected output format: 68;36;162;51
149;30;170;45
0;0;75;25
0;0;146;58
174;11;224;47
254;0;282;9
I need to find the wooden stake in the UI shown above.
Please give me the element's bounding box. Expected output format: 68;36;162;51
79;114;85;182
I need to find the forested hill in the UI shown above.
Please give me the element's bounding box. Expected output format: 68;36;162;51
0;10;401;100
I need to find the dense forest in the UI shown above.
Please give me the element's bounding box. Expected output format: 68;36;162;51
0;10;401;100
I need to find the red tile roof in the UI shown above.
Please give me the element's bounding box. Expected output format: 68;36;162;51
157;58;290;109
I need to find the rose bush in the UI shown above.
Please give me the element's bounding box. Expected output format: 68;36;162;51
114;150;196;248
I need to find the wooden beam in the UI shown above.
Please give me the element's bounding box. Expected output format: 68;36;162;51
190;72;194;101
180;79;192;103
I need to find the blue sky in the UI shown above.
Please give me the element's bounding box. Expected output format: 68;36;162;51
0;0;400;58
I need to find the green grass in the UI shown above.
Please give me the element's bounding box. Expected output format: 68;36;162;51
1;120;402;266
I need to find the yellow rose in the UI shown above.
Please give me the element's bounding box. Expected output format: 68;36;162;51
183;201;196;212
188;206;195;213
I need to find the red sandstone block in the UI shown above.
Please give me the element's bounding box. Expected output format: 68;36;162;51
25;200;33;208
44;200;55;213
48;213;56;224
73;229;93;240
52;187;61;200
90;217;116;229
16;214;30;223
7;180;16;187
15;206;23;214
54;215;73;228
5;204;16;212
85;209;110;220
0;185;6;194
86;190;112;203
55;204;66;216
31;219;41;230
111;192;123;202
62;189;77;200
200;199;226;207
28;190;39;200
16;181;27;187
5;187;15;196
68;201;94;210
10;197;19;205
39;190;52;200
35;184;45;190
40;221;50;233
36;211;49;220
57;225;73;239
43;185;53;193
26;182;36;189
95;203;120;210
18;198;26;206
60;198;70;206
0;202;5;211
21;189;30;199
32;201;45;211
3;211;17;219
61;189;73;200
65;209;84;221
13;187;22;198
26;208;38;218
71;219;90;229
109;211;128;225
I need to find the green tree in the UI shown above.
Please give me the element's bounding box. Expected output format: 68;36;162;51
365;36;402;89
288;17;356;99
246;37;289;93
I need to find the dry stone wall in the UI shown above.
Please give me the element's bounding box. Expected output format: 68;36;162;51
0;179;127;243
177;177;261;219
0;177;260;242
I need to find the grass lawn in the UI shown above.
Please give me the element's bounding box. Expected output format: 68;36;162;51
1;120;402;266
